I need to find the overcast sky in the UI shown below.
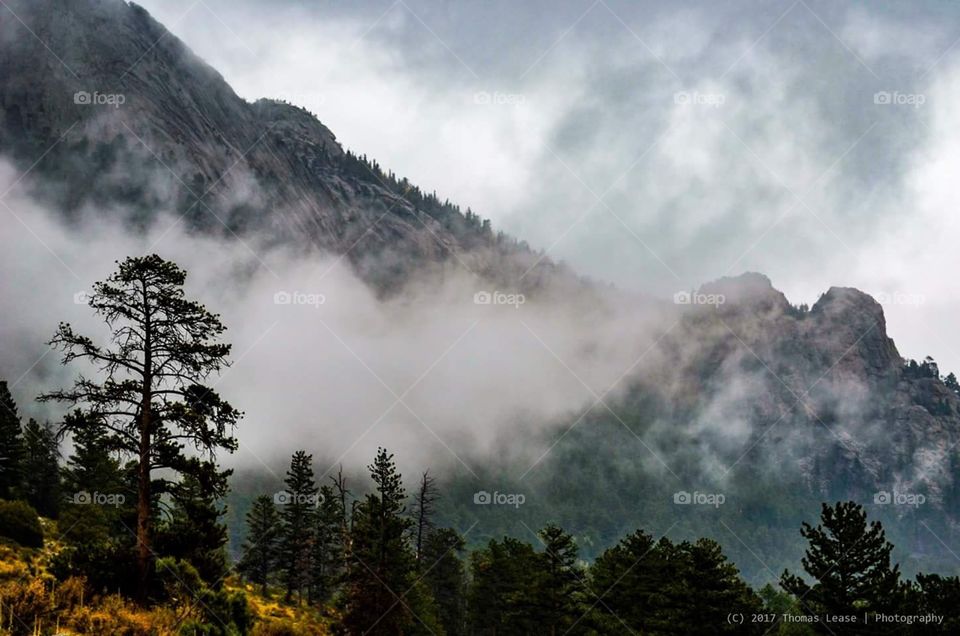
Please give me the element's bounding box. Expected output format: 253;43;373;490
133;0;960;374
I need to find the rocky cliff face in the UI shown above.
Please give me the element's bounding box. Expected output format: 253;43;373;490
645;273;960;511
0;0;568;292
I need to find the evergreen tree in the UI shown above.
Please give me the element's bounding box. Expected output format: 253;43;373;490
781;501;902;630
41;255;240;600
0;380;24;500
311;483;344;604
588;530;666;633
54;410;134;594
342;447;420;634
945;372;960;395
61;409;125;497
411;470;438;565
910;573;960;634
238;495;281;595
20;418;61;518
535;524;584;636
677;538;762;635
278;450;318;604
154;462;231;587
589;532;759;635
422;528;467;636
468;537;542;635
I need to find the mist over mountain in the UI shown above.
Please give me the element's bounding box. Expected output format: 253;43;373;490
2;0;959;591
0;0;577;294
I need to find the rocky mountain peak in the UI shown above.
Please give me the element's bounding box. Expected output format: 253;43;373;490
699;271;789;312
808;286;900;378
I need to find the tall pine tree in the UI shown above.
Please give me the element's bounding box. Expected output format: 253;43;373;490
311;483;344;604
781;501;902;627
278;450;318;604
20;419;61;518
238;495;281;595
41;255;240;600
535;524;584;636
342;447;419;634
422;527;467;636
54;409;134;594
154;462;231;587
0;380;24;501
411;470;438;565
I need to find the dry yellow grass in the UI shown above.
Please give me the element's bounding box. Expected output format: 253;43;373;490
0;533;333;635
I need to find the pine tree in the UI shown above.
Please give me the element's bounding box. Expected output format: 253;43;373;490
589;532;759;635
20;419;61;518
781;501;902;626
54;409;133;594
677;538;762;635
468;537;541;635
588;530;664;632
238;495;281;595
422;527;467;636
154;462;231;587
278;450;318;604
61;409;125;497
945;372;960;394
310;484;344;604
331;466;352;572
536;524;584;636
342;447;419;634
911;573;960;633
411;470;438;565
41;255;240;600
0;380;24;500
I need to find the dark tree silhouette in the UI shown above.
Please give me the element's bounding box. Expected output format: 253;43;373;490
278;450;318;604
781;501;902;630
342;447;420;634
154;463;231;586
536;523;584;636
20;418;61;518
411;469;438;565
0;380;25;500
40;254;240;600
422;527;467;636
238;495;282;595
311;483;344;604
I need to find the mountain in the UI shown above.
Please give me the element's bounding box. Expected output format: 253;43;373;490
0;0;571;292
442;272;960;584
3;0;959;586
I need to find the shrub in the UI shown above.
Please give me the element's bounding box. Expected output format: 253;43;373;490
0;499;43;548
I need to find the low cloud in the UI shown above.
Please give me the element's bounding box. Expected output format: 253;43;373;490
0;159;667;478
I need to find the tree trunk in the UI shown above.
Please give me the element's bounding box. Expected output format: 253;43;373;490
136;281;153;602
136;408;151;601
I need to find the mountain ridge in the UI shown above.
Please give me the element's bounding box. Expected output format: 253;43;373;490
0;0;571;293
